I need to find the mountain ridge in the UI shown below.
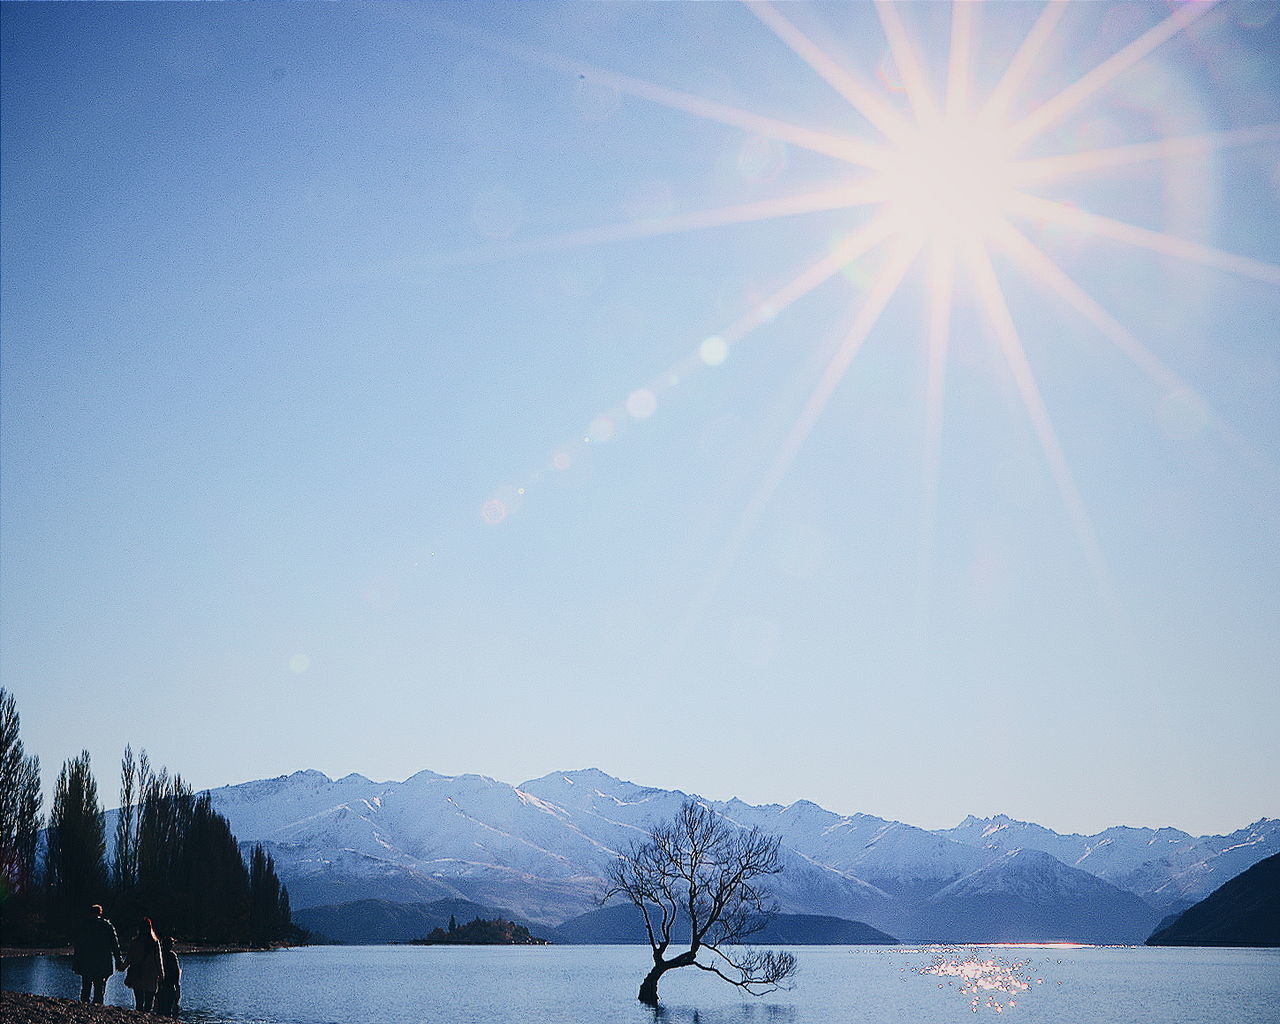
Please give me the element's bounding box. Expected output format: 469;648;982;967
196;766;1277;943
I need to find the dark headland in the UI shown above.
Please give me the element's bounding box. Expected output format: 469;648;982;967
1146;851;1280;947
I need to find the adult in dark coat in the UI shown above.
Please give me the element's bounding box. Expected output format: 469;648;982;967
124;917;165;1012
72;904;121;1004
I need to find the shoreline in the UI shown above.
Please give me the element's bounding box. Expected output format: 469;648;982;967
1;943;296;960
0;992;167;1023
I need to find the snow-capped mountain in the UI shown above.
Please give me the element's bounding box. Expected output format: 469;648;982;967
910;849;1162;944
933;813;1280;910
202;766;1278;942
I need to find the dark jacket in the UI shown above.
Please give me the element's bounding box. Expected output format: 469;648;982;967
125;935;164;992
160;947;181;989
73;916;121;980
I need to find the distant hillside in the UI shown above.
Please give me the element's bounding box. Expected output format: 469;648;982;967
549;903;897;945
294;898;535;945
1147;852;1280;947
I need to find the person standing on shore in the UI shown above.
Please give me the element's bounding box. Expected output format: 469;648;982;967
155;936;181;1016
123;917;164;1012
72;904;121;1005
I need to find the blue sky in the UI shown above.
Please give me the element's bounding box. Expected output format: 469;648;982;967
2;1;1277;837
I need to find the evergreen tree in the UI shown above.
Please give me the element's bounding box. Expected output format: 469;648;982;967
248;844;284;946
278;885;292;940
0;688;43;899
46;750;107;934
182;792;250;943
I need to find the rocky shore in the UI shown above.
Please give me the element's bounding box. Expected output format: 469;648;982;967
0;992;168;1024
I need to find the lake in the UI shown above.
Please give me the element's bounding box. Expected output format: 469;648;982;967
4;944;1278;1024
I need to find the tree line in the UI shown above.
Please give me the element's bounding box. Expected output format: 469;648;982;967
0;687;296;948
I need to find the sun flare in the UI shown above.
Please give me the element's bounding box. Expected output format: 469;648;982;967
474;0;1280;626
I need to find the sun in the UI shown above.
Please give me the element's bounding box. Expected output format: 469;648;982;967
875;113;1018;249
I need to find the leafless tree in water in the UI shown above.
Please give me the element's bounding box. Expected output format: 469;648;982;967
603;799;797;1005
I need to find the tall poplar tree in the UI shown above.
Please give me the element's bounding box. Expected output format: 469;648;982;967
114;744;139;891
47;750;107;932
0;688;43;899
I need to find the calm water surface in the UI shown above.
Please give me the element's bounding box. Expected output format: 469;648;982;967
4;944;1278;1024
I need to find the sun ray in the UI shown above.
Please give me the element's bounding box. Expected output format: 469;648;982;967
1009;192;1280;286
744;1;914;144
1005;1;1218;155
682;236;920;632
432;183;886;267
979;0;1069;130
965;238;1117;607
432;16;890;171
945;0;975;118
987;219;1274;473
989;219;1200;397
874;0;940;126
760;237;921;525
917;242;956;630
1010;124;1280;187
712;215;900;350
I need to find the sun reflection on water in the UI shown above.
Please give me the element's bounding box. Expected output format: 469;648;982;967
915;948;1044;1014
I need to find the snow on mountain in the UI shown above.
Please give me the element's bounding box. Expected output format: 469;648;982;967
717;800;989;899
911;848;1162;943
933;814;1280;909
201;767;1274;938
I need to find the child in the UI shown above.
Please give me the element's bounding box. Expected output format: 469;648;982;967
156;936;182;1016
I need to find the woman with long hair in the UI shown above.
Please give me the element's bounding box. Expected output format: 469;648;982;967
123;917;165;1011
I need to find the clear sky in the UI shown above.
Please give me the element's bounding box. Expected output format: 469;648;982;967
3;1;1277;838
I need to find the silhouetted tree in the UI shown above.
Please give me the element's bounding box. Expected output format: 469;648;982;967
113;745;139;891
0;688;43;900
603;800;797;1005
184;792;251;942
47;751;107;934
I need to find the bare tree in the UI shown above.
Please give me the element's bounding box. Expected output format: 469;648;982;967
603;799;798;1005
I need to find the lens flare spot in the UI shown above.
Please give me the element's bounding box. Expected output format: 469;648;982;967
588;416;616;443
552;451;573;471
626;388;657;419
289;653;310;674
700;335;729;366
876;52;906;94
481;498;508;524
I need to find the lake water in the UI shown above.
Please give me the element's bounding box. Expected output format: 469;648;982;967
3;944;1278;1024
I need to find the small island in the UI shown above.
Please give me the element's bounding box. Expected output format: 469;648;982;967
411;915;549;946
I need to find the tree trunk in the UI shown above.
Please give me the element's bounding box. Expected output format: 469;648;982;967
638;963;667;1005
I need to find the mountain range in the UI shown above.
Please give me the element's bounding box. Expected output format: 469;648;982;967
200;767;1277;944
